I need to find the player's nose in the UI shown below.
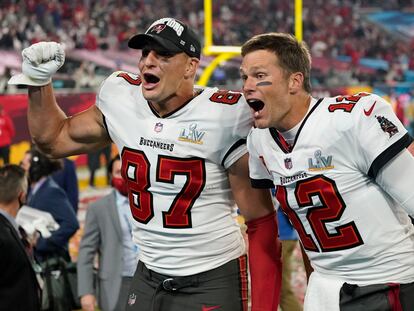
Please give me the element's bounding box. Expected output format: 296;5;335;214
242;76;256;94
143;50;159;66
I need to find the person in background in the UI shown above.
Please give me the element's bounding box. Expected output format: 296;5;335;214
87;145;111;187
52;157;79;213
77;155;139;311
0;164;41;311
241;32;414;310
10;18;281;310
23;147;79;262
0;104;15;165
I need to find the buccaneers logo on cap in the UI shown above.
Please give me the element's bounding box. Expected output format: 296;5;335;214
151;24;166;34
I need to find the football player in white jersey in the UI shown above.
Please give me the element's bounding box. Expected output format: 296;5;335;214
9;18;282;311
240;32;414;311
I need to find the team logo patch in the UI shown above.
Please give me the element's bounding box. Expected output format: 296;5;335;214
151;24;166;34
284;158;293;169
308;150;334;171
154;122;163;133
376;115;399;137
178;123;205;144
128;293;136;306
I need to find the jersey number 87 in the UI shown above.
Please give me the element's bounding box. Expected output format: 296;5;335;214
121;148;206;229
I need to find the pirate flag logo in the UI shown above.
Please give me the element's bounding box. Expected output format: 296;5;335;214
151;24;166;34
376;115;399;137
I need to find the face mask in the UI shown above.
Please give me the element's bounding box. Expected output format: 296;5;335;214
111;176;128;196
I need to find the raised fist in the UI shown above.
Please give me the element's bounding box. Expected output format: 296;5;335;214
8;42;65;86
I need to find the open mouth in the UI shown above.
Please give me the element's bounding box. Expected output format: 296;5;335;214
247;99;265;112
143;73;160;84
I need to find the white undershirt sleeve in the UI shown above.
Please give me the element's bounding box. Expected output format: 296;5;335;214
375;148;414;217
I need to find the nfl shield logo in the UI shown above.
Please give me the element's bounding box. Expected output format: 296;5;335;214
154;122;163;133
284;158;293;169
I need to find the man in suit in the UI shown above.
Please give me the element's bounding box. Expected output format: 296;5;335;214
78;155;138;311
25;148;79;262
52;157;79;214
0;164;41;311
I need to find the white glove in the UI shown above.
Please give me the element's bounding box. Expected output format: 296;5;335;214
8;41;65;86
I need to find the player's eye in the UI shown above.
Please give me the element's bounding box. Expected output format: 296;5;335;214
256;73;266;79
141;48;176;59
156;50;177;58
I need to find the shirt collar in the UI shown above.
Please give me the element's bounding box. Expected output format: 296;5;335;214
115;189;129;206
31;176;48;196
0;208;19;232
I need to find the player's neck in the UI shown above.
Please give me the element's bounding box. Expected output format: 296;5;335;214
149;87;198;117
278;93;312;132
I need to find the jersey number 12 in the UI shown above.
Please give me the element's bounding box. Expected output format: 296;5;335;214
276;175;364;252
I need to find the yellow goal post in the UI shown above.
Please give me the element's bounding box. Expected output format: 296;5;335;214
197;0;303;86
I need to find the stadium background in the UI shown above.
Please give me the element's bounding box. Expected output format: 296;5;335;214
2;0;414;308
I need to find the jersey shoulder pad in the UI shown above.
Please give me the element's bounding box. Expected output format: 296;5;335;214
101;71;142;90
325;93;401;140
247;126;267;143
97;71;142;110
98;71;142;97
325;92;385;116
205;87;246;106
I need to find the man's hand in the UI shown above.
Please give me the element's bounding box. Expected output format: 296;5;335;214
8;41;65;86
80;294;96;311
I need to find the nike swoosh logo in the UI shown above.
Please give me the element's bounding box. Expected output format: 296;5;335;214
202;305;221;311
364;101;376;116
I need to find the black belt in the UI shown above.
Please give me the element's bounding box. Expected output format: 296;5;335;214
139;261;199;292
138;257;244;311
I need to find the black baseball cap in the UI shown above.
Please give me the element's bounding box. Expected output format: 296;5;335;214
128;17;201;59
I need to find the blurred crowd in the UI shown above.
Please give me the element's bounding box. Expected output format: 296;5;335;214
0;0;203;51
1;0;414;89
0;0;412;55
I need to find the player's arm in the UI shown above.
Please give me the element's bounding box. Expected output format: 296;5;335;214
300;244;313;281
375;147;414;216
28;84;110;157
353;95;414;216
228;153;282;311
228;153;274;220
9;42;111;158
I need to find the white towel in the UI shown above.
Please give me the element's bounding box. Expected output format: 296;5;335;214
304;271;345;311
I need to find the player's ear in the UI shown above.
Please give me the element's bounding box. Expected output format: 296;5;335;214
289;72;304;94
184;57;199;79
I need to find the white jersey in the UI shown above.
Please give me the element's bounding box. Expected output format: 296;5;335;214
96;71;251;276
248;93;414;285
